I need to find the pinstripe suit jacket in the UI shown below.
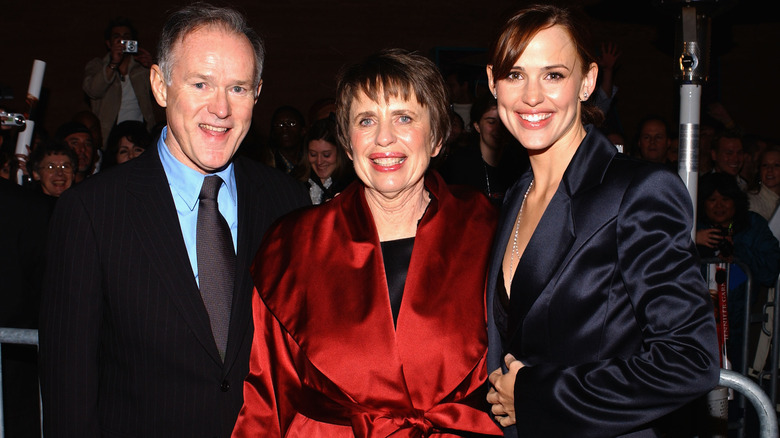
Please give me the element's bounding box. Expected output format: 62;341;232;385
39;144;309;438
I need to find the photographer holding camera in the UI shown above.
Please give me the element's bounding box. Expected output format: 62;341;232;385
83;16;156;148
696;172;780;370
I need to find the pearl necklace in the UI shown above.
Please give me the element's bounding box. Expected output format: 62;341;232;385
509;179;534;280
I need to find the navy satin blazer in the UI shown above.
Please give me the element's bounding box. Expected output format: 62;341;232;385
486;126;720;437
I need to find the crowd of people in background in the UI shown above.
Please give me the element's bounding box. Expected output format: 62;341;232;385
1;3;779;438
2;16;778;216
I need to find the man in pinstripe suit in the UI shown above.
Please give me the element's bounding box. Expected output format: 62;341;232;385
39;4;309;437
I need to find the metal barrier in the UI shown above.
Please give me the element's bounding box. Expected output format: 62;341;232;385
0;327;41;438
702;257;756;438
2;330;778;437
770;273;780;411
720;369;779;438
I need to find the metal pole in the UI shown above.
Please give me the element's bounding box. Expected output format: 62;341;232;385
677;5;706;240
679;83;700;235
0;328;41;438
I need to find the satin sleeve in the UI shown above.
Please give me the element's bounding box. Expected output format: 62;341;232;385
232;286;301;437
513;168;720;437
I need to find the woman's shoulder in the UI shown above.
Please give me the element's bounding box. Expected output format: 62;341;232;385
609;154;686;193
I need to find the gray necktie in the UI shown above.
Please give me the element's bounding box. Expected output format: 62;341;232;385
197;175;235;360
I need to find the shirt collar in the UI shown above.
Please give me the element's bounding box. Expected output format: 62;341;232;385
157;126;237;211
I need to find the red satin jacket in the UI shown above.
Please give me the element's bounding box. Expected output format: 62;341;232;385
232;172;501;437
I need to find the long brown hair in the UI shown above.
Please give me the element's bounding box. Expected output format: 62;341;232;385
488;4;603;126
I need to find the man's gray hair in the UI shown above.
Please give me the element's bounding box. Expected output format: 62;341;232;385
157;2;265;90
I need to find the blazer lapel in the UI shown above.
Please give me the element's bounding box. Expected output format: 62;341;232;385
506;126;617;358
126;147;223;364
507;188;575;351
223;158;265;370
486;173;532;373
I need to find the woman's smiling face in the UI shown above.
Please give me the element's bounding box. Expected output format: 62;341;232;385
488;25;596;153
347;90;439;199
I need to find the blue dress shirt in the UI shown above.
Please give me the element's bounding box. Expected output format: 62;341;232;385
157;127;238;286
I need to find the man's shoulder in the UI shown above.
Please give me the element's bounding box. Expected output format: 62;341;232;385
63;150;162;202
235;156;307;195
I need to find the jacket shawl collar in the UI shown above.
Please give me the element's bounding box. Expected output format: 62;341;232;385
256;172;497;427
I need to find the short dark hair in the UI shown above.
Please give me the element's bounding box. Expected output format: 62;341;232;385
104;17;138;41
711;129;743;152
103;120;152;169
469;93;498;126
271;105;305;128
157;2;265;89
335;48;450;154
54;121;91;144
637;115;670;137
27;141;78;175
698;172;749;231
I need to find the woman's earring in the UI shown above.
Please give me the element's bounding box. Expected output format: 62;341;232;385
493;91;497;99
583;91;589;100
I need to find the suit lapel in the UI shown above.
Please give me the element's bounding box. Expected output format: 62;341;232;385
223;158;265;370
126;146;223;364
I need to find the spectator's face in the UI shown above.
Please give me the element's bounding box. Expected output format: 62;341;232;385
473;106;502;151
33;153;75;197
638;120;669;163
307;139;338;181
712;137;744;176
704;190;736;227
150;26;260;174
272;110;304;150
760;150;780;192
106;26;133;51
75;114;104;150
65;133;94;172
116;136;145;164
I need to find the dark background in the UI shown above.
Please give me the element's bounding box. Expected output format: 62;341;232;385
2;0;778;147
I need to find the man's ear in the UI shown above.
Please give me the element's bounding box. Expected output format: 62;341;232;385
150;65;168;108
254;80;263;105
